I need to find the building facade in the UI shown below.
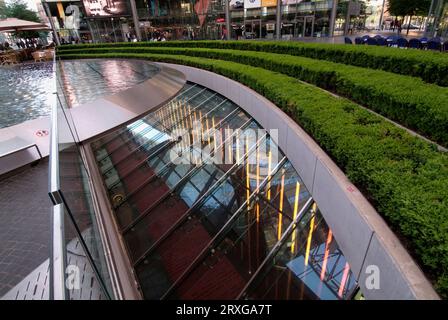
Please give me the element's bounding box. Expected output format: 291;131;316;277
426;0;448;37
41;0;392;43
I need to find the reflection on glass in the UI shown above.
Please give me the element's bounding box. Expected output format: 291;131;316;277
243;206;356;300
89;82;357;300
57;59;160;108
56;92;113;299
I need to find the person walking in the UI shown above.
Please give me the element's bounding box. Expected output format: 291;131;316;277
397;20;402;34
221;27;227;40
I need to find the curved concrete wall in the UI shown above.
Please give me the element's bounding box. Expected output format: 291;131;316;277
158;63;439;300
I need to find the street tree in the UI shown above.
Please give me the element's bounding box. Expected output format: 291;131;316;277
388;0;431;34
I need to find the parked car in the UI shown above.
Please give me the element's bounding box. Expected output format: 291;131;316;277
402;24;421;30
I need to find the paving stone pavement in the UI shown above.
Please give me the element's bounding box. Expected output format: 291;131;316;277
0;159;51;297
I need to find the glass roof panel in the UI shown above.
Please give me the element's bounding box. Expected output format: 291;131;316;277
90;82;358;300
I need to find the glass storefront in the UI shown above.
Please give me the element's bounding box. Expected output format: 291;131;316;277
134;0;226;40
41;0;139;44
46;0;435;42
280;1;332;38
41;0;91;43
427;0;448;37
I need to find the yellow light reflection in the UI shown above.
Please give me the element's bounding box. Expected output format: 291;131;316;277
160;107;165;128
227;125;232;164
172;107;177;129
179;102;185;126
212;116;217;153
193;111;198;149
183;102;187;127
320;230;333;281
246;135;250;212
338;262;350;298
199;111;204;142
256;148;260;223
290;182;301;253
220;128;224;163
277;173;285;240
206;117;211;145
267;151;272;201
176;103;182;129
169;104;173;127
304;203;317;266
57;2;65;18
236;130;240;164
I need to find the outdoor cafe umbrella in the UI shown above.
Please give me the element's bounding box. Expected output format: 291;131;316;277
0;18;50;32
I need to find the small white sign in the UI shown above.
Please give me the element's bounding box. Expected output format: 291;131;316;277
244;0;261;9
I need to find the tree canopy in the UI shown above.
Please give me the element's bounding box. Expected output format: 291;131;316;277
0;0;41;22
0;0;43;38
387;0;432;17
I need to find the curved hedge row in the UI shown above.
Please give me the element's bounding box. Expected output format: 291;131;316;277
60;46;448;147
57;40;448;86
58;52;448;298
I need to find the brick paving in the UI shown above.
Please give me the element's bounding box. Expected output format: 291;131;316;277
0;159;51;297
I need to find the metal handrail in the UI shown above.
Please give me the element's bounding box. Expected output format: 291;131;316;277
50;204;67;300
48;54;67;300
49;55;112;300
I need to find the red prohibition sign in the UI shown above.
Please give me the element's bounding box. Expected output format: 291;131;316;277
36;130;49;137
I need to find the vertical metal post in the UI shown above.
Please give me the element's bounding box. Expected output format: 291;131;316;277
276;0;282;39
49;56;66;300
329;0;338;37
424;0;436;35
225;0;231;40
378;0;386;30
344;0;351;35
432;0;445;37
111;18;117;42
86;19;95;43
129;0;142;41
42;1;61;46
51;204;68;300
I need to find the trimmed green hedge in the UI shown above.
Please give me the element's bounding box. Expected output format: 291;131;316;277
57;40;448;86
59;46;448;147
58;52;448;298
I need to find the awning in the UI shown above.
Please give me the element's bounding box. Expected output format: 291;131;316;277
0;18;51;32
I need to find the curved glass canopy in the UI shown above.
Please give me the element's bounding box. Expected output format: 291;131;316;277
90;82;357;300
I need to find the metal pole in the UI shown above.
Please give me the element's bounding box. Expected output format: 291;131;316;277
129;0;142;41
86;20;95;43
276;0;282;39
424;0;436;35
432;0;444;37
329;0;338;37
344;1;351;35
225;0;231;40
42;1;61;46
378;0;386;30
111;18;117;42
